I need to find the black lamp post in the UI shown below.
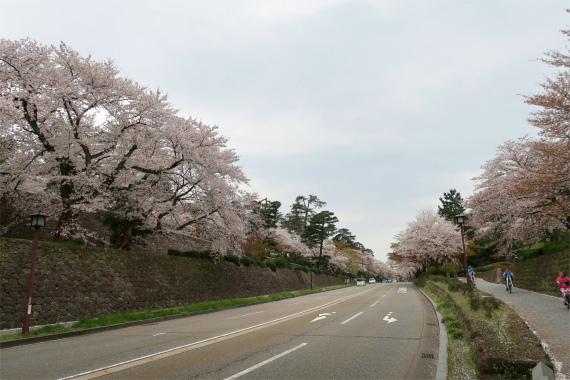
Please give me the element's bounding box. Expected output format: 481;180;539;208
454;214;472;292
22;213;48;334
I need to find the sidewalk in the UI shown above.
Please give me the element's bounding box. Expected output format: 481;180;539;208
470;277;570;380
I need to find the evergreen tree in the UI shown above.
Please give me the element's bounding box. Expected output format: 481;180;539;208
438;189;465;222
302;210;338;256
282;195;326;234
332;228;356;245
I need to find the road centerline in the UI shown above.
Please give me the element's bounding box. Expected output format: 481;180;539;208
223;343;308;380
341;312;364;325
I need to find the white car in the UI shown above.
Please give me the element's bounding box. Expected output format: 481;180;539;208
356;278;366;286
369;278;376;284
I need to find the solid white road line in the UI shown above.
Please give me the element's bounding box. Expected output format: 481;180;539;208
288;301;308;306
227;311;265;320
341;312;363;325
223;343;308;380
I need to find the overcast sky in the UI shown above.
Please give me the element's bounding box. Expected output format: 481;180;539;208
1;0;567;261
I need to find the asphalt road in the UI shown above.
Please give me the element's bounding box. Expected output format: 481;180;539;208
0;283;440;380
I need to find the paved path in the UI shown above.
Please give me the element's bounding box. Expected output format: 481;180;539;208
471;277;570;379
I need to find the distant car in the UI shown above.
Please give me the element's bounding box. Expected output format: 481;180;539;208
356;278;366;286
369;278;376;284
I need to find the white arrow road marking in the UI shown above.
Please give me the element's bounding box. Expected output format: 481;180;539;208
398;287;407;293
341;312;363;325
310;312;334;323
224;343;308;380
383;315;397;323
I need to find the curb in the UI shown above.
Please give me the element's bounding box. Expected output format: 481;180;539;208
0;285;347;349
417;286;448;380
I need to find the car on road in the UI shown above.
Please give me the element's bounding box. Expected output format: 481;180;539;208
356;278;366;286
369;278;376;284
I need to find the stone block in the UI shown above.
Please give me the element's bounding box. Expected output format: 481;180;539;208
532;362;554;380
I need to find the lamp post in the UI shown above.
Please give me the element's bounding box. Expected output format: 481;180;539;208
309;257;315;290
454;214;472;292
22;213;48;334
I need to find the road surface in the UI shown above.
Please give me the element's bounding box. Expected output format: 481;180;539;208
0;283;440;379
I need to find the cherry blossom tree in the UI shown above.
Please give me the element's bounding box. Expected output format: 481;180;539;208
0;39;254;251
264;227;312;257
467;27;570;255
393;209;463;274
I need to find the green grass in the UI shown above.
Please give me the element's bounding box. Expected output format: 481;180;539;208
0;286;342;342
515;242;546;251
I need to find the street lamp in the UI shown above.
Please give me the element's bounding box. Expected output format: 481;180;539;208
454;214;472;292
22;213;48;334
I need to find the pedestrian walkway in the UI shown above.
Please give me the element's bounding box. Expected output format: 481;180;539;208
469;277;570;380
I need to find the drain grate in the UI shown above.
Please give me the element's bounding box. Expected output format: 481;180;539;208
422;353;435;359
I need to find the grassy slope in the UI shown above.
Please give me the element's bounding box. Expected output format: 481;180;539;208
511;250;570;296
476;249;570;297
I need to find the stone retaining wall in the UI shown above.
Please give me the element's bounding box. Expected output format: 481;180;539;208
0;238;344;329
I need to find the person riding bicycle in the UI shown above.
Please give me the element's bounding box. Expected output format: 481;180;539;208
468;266;476;283
503;267;514;291
556;271;570;305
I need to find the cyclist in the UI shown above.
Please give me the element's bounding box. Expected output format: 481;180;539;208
503;267;514;291
556;271;570;305
468;266;476;283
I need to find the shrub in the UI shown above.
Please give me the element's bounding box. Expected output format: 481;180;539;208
468;293;481;311
254;261;266;268
296;258;309;267
182;250;201;258
430;275;448;283
200;250;213;260
274;257;289;269
446;320;463;330
266;262;277;272
414;274;428;288
448;281;471;294
441;316;456;323
482;297;501;318
448;328;466;340
239;256;252;267
224;255;241;266
437;301;455;311
167;249;182;256
426;267;458;276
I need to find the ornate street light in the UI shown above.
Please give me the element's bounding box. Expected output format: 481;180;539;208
454;214;472;292
22;213;49;334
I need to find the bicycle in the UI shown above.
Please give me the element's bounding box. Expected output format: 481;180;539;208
469;273;476;284
505;275;513;293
